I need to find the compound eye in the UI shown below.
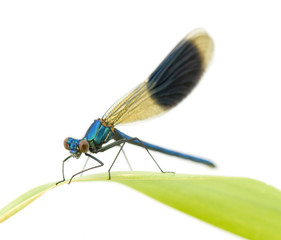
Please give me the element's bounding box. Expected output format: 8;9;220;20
79;140;89;153
64;138;70;150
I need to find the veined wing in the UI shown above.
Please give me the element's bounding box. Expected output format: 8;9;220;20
102;28;214;126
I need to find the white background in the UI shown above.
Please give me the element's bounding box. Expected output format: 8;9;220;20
0;1;280;239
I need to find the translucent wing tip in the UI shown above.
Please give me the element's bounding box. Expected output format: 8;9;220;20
184;28;214;70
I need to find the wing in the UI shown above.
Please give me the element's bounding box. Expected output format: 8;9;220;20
102;28;214;126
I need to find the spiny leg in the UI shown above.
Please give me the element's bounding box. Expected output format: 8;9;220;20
125;137;174;175
68;153;104;184
107;137;171;180
96;138;133;170
97;138;128;153
56;155;72;185
126;137;166;173
108;142;126;180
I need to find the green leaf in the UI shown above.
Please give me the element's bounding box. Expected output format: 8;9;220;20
1;172;281;240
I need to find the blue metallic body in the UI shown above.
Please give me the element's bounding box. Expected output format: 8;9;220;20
67;119;114;157
66;119;214;167
85;120;113;145
114;129;214;167
59;29;216;184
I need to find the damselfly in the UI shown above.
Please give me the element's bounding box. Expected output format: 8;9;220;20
58;28;215;184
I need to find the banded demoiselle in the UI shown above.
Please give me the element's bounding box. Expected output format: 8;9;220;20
58;28;215;184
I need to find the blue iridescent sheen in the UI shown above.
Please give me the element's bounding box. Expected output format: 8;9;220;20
84;119;113;148
59;29;215;185
66;119;114;157
114;129;215;167
84;120;102;141
66;138;81;157
66;118;214;167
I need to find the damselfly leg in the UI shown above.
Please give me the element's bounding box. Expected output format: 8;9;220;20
99;137;172;180
56;155;72;185
68;153;104;184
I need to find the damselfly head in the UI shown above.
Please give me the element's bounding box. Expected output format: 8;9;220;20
64;137;89;158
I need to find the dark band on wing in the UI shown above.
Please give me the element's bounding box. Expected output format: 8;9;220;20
102;29;213;125
147;34;207;109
